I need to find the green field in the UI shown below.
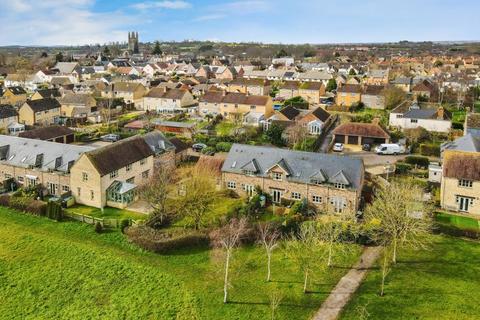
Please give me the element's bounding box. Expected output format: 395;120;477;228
340;235;480;320
0;207;361;320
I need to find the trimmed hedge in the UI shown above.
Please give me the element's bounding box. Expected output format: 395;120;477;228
405;155;430;168
0;194;47;216
420;143;441;157
395;162;413;174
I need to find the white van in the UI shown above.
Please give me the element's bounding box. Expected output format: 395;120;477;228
375;144;405;155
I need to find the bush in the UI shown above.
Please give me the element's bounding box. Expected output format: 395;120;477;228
405;155;430;168
120;219;130;233
46;200;63;221
25;200;47;216
125;226;209;253
0;194;11;207
94;221;103;233
395;162;413;174
420;143;441;157
215;141;232;152
201;146;216;155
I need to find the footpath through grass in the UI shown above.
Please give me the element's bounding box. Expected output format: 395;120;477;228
0;207;361;320
340;235;480;320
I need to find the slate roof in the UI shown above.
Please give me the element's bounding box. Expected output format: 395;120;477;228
35;89;61;99
86;137;154;176
392;102;451;120
310;107;331;122
337;84;362;93
0;135;94;173
145;87;188;100
137;131;175;155
169;137;189;153
363;85;385;96
222;144;364;189
24;98;61;112
6;86;27;95
441;134;480;153
19;126;74;141
0;105;18;119
199;91;269;106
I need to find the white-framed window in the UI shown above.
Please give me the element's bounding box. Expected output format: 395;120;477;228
291;192;301;200
272;172;282;181
82;172;88;182
243;170;255;176
126;164;132;172
458;179;473;188
410;119;418;123
312;195;322;204
334;183;346;189
227;181;236;189
17;176;24;183
110;170;118;179
4;173;12;179
126;177;135;184
62;185;70;192
142;170;150;179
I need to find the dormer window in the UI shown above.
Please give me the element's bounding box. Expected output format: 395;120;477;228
334;183;346;189
311;179;322;185
272;172;282;181
243;170;255;176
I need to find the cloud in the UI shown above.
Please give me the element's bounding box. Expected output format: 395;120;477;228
194;14;226;22
0;0;136;46
132;1;191;10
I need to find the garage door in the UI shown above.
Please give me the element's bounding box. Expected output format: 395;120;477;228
334;135;345;143
347;136;359;144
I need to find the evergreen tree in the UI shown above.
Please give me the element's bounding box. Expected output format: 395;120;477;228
152;41;162;55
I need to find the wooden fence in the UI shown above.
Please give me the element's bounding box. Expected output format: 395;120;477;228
64;211;143;229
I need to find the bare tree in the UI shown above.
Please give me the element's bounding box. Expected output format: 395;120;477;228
284;123;309;148
176;167;217;230
268;288;283;320
210;218;249;303
286;223;323;293
364;181;432;264
257;222;281;282
139;167;174;227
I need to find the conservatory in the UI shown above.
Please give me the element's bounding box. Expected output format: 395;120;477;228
106;181;137;209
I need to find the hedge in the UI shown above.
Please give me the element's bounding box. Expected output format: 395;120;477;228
395;162;413;174
420;143;441;157
125;226;209;254
405;155;430;168
0;194;47;216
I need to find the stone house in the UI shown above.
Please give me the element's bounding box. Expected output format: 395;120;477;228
102;82;147;108
226;78;271;96
70;137;154;209
18;98;61;126
141;87;196;113
59;93;97;120
0;105;19;133
389;102;451;133
0;135;94;196
361;85;386;109
221;144;364;213
1;86;28;107
336;84;362;107
441;150;480;215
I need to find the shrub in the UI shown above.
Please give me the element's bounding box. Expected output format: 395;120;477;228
0;194;11;207
9;196;31;212
395;162;413;174
46;200;63;221
25;200;47;216
94;221;103;233
125;226;209;253
215;141;233;152
420;143;440;157
120;219;130;233
405;155;430;168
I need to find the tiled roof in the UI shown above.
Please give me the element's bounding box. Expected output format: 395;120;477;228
443;151;480;181
25;98;61;112
333;122;390;139
19;126;74;141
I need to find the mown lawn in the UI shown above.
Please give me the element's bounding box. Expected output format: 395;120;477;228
65;205;147;221
436;211;480;231
340;235;480;320
0;207;362;320
215;121;238;136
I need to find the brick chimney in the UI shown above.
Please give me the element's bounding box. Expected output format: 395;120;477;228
437;107;444;119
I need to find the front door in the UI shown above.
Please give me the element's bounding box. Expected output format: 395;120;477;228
458;196;471;212
272;189;282;204
244;184;255;197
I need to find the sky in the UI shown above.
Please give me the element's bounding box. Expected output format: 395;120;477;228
0;0;479;46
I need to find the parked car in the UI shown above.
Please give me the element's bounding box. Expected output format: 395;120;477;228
100;134;120;142
333;143;344;152
375;144;406;155
362;143;372;151
192;143;207;152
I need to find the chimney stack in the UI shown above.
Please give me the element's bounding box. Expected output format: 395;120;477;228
372;117;380;125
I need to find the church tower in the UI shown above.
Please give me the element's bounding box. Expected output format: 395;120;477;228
128;32;139;54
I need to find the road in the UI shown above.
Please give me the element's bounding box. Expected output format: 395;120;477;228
317;116;340;153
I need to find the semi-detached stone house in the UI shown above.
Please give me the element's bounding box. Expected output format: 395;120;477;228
0;105;19;133
59;93;97;119
336;84;362;107
198;91;273;120
142;87;196;113
18;98;61;126
226;78;271;96
1;86;28;107
278;81;326;104
441;150;480;215
71;137;155;209
222;144;364;213
102;82;147;109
